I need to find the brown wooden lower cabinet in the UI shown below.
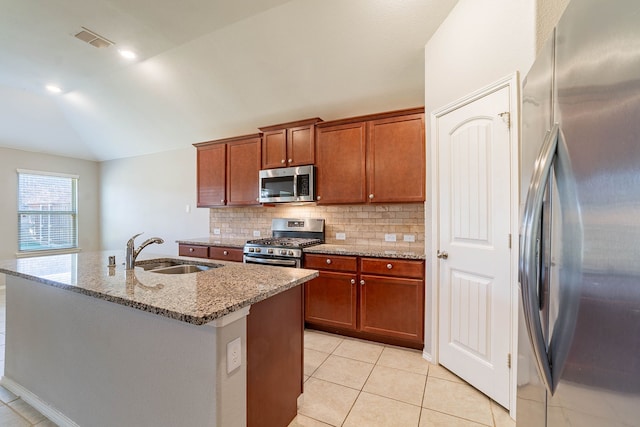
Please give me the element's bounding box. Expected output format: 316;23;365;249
247;285;303;427
304;254;425;349
360;274;424;344
304;271;357;330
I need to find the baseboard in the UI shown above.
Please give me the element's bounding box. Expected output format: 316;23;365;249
0;376;79;427
422;350;433;363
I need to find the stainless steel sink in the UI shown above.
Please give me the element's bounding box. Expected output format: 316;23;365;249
135;259;220;274
150;264;211;274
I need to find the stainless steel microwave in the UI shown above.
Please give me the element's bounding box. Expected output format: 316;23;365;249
259;165;315;203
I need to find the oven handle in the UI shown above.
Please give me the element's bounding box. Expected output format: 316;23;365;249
243;256;298;267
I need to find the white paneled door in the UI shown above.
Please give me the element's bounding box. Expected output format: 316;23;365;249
436;83;512;408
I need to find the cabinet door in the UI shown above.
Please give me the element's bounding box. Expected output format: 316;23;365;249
360;274;424;344
287;124;315;166
304;271;357;330
262;130;287;169
315;122;367;204
368;113;425;203
227;137;261;206
196;144;226;207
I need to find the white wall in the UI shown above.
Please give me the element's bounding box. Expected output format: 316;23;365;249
423;0;538;357
99;147;209;255
0;147;100;261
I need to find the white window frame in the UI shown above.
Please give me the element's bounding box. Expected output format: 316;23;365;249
16;169;80;257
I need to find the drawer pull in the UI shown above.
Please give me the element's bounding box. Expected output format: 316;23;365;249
223;251;228;256
189;248;194;252
350;279;355;285
387;263;393;270
326;259;332;265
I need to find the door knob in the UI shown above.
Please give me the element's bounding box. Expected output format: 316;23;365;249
436;250;448;259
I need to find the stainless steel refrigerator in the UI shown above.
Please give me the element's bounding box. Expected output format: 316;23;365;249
517;0;640;425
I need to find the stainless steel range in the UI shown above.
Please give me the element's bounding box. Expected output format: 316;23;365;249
243;218;325;268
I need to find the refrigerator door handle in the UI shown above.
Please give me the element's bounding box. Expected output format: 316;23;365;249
520;123;559;394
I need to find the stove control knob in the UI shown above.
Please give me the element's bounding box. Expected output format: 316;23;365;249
280;250;287;255
249;248;254;252
255;248;261;253
288;250;294;256
268;249;273;254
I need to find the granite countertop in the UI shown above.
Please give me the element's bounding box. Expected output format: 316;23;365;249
304;244;425;260
176;237;247;248
0;251;317;325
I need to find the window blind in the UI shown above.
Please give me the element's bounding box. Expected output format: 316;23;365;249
17;171;78;253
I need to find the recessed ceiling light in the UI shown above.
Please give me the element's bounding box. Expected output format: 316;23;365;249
46;85;62;94
118;49;137;60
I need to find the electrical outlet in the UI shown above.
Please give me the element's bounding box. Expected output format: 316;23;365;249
253;230;261;237
227;337;241;374
213;228;221;235
403;234;416;242
384;234;397;242
336;232;346;240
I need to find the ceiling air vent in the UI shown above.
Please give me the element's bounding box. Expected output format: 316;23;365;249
74;27;114;48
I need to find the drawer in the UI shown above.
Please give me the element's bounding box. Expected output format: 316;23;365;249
209;247;244;262
360;258;424;279
179;244;209;258
304;254;357;272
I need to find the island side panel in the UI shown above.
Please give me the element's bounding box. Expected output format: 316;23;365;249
4;276;223;427
246;285;303;427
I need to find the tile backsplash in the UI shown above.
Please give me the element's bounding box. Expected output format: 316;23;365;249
209;203;425;250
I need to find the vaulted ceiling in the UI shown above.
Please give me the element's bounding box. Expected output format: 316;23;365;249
0;0;457;161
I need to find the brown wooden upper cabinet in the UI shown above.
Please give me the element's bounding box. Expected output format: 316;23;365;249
315;108;425;204
194;134;261;207
258;118;322;169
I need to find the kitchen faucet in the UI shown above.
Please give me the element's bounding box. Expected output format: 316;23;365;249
125;232;165;269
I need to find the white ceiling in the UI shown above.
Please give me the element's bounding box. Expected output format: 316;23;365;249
0;0;458;161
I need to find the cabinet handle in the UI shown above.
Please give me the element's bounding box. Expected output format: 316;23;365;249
221;199;225;203
223;251;228;256
256;198;259;202
189;248;194;252
281;159;285;164
360;280;365;286
387;263;393;270
288;158;292;163
326;259;332;265
317;196;322;201
369;194;374;199
350;279;355;285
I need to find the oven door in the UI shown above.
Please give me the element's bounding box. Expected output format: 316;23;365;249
243;254;300;268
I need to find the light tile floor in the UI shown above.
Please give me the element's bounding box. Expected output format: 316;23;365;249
0;286;516;427
291;330;516;427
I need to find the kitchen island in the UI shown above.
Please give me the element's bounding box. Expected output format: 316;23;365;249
0;251;318;427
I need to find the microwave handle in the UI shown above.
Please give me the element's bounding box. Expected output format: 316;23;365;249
293;174;298;198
